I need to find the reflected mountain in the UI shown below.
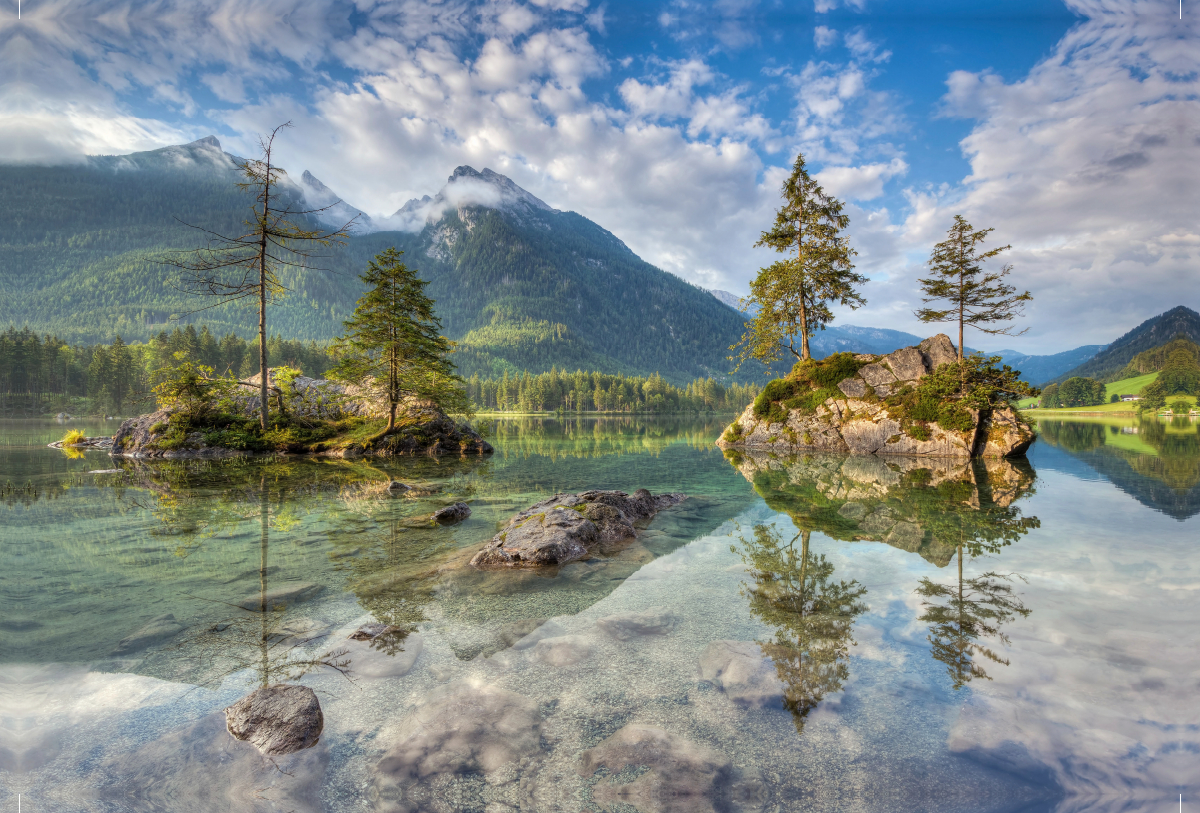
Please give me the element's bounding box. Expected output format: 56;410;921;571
736;525;868;733
1038;417;1200;520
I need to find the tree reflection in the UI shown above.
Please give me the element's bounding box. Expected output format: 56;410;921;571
736;524;868;733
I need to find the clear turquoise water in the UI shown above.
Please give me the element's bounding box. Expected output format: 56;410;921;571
0;416;1195;812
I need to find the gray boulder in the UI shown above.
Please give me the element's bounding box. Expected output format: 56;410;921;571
470;489;686;568
224;684;324;755
717;333;1036;459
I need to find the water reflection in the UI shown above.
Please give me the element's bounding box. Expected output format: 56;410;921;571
736;526;867;733
724;450;1039;693
1038;417;1200;519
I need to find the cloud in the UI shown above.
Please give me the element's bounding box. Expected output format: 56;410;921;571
902;5;1199;349
814;26;838;50
816;158;907;201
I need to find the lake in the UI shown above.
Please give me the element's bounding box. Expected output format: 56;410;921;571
1;415;1196;812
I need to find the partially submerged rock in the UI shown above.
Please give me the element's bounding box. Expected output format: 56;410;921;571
224;684;324;756
237;582;322;611
469;489;686;568
110;398;491;459
431;502;471;524
717;334;1035;458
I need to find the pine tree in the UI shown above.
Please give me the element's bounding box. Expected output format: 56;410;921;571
915;215;1032;361
731;153;865;369
331;248;468;438
163;123;355;429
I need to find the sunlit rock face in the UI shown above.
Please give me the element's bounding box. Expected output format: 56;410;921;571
717;334;1035;459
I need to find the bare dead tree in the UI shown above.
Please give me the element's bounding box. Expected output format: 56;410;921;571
161;122;356;429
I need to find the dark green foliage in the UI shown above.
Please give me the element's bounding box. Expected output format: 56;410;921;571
1057;376;1106;408
0;325;334;415
752;352;870;424
1157;345;1200;396
1039;382;1060;409
331;247;468;426
885;355;1037;438
1051;306;1200;384
469;368;757;414
1137;378;1167;414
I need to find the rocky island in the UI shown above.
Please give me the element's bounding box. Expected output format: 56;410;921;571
110;370;491;459
717;334;1035;458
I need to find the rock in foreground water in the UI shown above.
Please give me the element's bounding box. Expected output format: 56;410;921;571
224;684;324;756
470;489;686;568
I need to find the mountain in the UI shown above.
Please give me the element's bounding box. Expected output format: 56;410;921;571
707;287;1105;384
989;345;1105;386
0;138;760;384
708;290;925;359
1050;306;1200;383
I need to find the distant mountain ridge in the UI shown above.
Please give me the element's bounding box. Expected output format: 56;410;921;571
1051;306;1200;383
708;288;1102;383
0;137;758;384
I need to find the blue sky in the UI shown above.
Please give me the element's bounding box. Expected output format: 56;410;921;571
1;0;1194;353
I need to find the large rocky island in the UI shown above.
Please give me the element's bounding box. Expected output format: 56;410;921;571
718;334;1035;458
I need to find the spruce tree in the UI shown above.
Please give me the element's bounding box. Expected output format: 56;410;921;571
332;248;467;438
731;153;866;369
915;215;1031;360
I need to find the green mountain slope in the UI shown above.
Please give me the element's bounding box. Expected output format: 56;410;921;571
0;140;761;384
1050;306;1200;383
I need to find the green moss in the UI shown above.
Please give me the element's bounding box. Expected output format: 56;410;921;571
721;422;745;443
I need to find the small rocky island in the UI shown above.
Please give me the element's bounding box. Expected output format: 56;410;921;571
718;334;1035;458
110;371;491;459
470;489;686;568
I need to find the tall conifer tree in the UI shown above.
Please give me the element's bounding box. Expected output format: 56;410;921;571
731;153;865;370
915;215;1031;360
332;248;467;439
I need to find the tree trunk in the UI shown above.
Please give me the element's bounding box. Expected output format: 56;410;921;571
796;210;811;361
257;168;271;431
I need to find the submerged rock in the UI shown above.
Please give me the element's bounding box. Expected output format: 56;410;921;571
96;711;327;812
717;334;1035;458
697;640;782;708
112;614;185;655
372;681;543;811
530;634;595;666
597;608;678;641
470;489;686;568
224;684;324;756
237;582;322;611
579;724;734;813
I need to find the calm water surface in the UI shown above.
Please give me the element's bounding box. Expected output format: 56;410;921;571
0;415;1195;812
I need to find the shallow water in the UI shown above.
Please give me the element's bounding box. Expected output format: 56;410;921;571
0;415;1195;812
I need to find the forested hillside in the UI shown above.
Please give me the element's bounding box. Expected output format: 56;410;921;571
0;139;762;385
1051;306;1200;383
